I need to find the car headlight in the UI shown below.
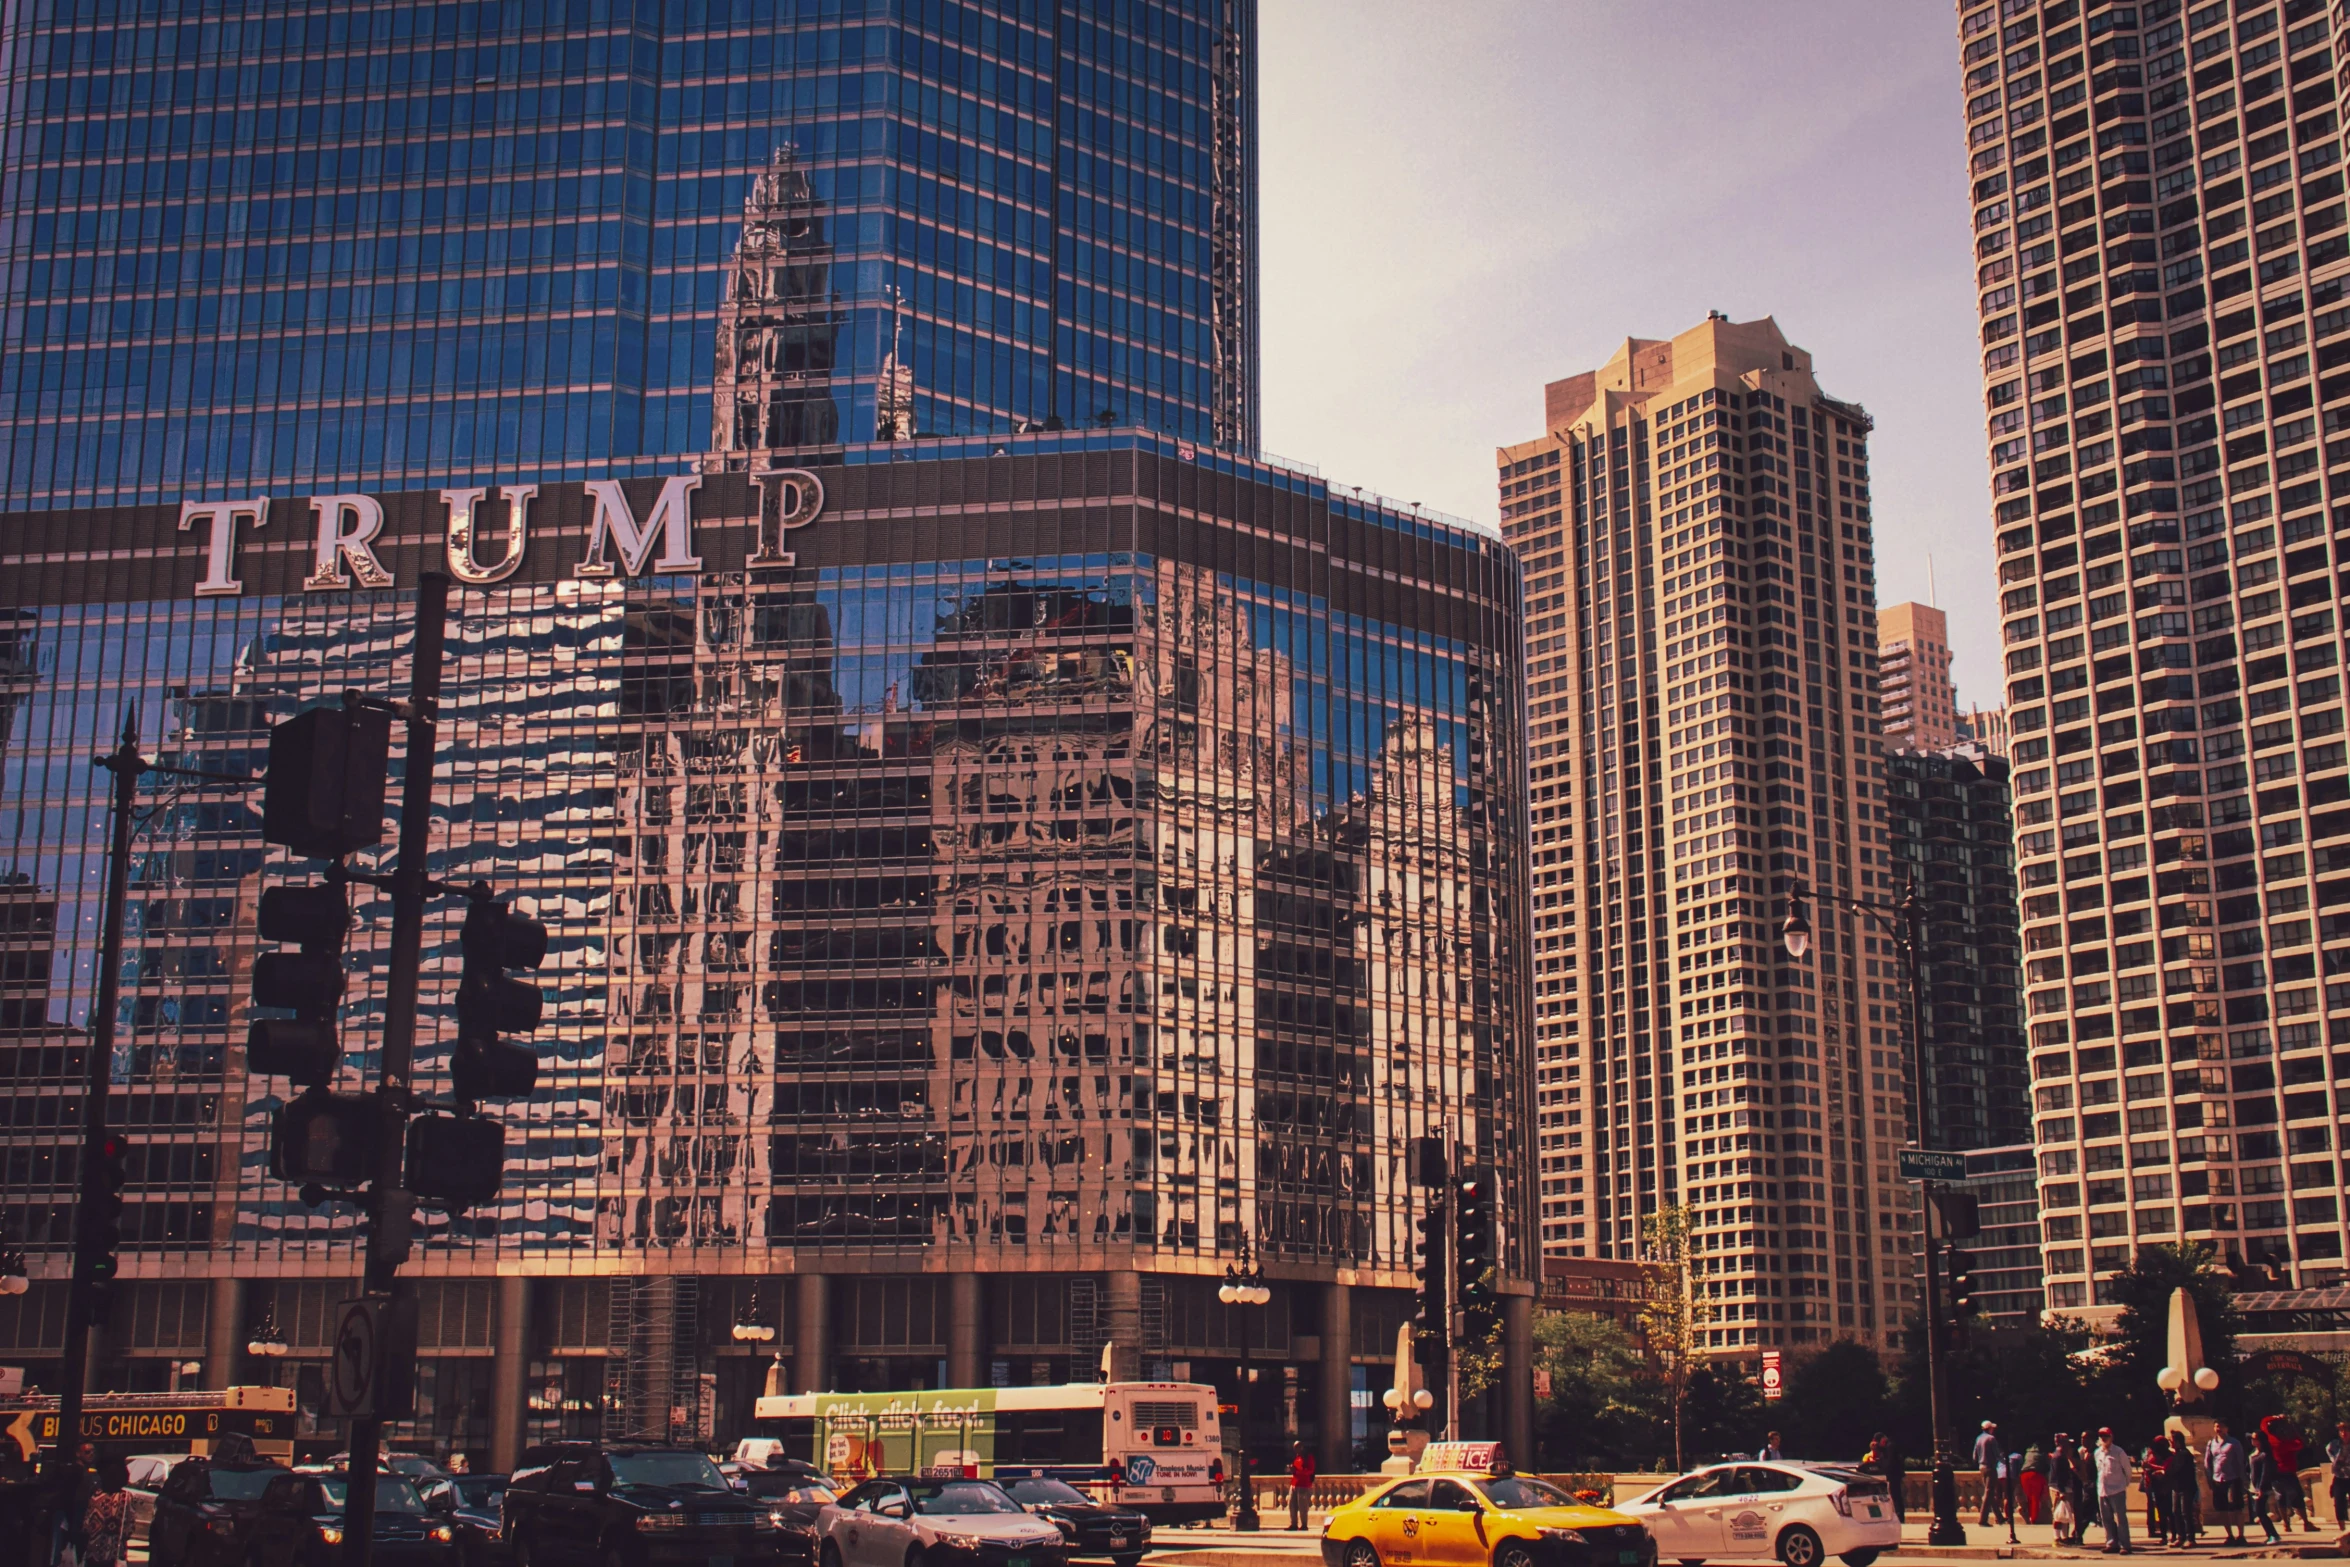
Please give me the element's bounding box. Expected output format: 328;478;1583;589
1049;1519;1079;1541
636;1514;689;1532
484;1528;504;1542
927;1531;983;1550
1539;1528;1588;1544
319;1526;346;1547
431;1524;456;1543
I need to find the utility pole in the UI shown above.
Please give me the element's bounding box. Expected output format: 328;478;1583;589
341;572;449;1567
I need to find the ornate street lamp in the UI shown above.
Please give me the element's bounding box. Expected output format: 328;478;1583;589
731;1283;778;1343
1218;1243;1272;1532
246;1311;291;1359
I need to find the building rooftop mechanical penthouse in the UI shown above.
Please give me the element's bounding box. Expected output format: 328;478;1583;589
0;436;1533;1471
1502;314;1920;1356
1954;0;2350;1309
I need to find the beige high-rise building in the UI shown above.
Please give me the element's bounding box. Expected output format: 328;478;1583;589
1880;602;1964;749
1502;315;1920;1356
1956;0;2350;1307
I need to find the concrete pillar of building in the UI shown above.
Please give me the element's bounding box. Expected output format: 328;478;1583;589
1103;1268;1142;1382
489;1277;532;1475
795;1273;830;1394
948;1272;985;1390
205;1277;247;1391
1501;1292;1535;1469
1318;1281;1352;1473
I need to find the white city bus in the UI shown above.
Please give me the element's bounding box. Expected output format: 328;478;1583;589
747;1381;1224;1523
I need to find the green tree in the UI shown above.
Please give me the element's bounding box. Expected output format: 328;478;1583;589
2086;1241;2243;1435
1532;1310;1666;1468
1684;1361;1767;1461
1639;1204;1713;1469
1781;1339;1892;1462
1889;1314;2091;1463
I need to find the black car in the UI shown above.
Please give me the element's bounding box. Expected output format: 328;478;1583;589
999;1479;1151;1567
148;1459;291;1567
503;1443;809;1567
245;1471;458;1567
422;1474;514;1567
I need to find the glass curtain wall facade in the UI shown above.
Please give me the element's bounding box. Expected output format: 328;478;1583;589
0;0;1260;512
1503;315;1919;1357
1956;0;2350;1307
0;435;1527;1465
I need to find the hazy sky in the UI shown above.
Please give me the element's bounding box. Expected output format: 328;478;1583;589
1256;1;2000;707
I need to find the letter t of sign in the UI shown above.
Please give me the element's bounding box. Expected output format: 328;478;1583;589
179;500;267;597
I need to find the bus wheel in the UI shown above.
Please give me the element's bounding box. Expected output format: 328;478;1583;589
1344;1541;1381;1567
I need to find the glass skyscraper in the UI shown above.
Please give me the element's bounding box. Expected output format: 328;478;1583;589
0;0;1261;513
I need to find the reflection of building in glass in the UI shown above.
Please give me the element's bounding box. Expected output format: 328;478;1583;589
1502;316;1911;1357
0;437;1528;1469
1;6;1261;511
710;152;848;463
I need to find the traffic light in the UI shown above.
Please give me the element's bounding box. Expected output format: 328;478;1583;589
1412;1207;1448;1348
405;1115;506;1211
1455;1170;1496;1315
76;1132;128;1326
247;882;350;1085
262;704;392;860
451;892;550;1104
1948;1245;1978;1314
270;1089;376;1190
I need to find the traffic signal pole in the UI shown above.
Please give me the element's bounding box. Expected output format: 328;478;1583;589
343;571;450;1567
47;713;144;1544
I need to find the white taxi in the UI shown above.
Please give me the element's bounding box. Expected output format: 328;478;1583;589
1615;1464;1898;1567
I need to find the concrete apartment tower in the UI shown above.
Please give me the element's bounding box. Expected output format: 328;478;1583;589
1956;0;2350;1308
1501;315;1922;1355
1881;602;1965;748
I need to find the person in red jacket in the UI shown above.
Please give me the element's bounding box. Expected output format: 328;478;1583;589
2264;1417;2315;1532
1288;1444;1317;1530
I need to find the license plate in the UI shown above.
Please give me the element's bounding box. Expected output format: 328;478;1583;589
1866;1505;1881;1518
1619;1553;1643;1564
1007;1558;1029;1567
1109;1538;1129;1549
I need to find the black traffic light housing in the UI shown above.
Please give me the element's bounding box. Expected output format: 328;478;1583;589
452;891;550;1104
406;1115;507;1212
248;882;351;1085
262;704;392;860
1949;1245;1978;1314
1412;1207;1448;1349
270;1089;377;1194
1455;1169;1497;1316
76;1132;129;1327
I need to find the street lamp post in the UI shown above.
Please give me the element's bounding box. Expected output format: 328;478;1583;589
1781;878;1964;1547
1218;1245;1271;1533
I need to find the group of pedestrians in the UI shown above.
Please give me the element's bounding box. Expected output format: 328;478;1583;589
1977;1417;2349;1553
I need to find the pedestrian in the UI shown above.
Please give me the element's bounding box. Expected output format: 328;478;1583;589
2167;1429;2202;1546
2141;1439;2169;1544
2206;1418;2249;1546
1859;1434;1904;1524
79;1458;131;1567
1758;1430;1785;1462
1286;1443;1315;1532
2096;1427;2134;1554
2021;1441;2049;1526
2049;1434;2078;1545
2263;1416;2314;1532
2329;1421;2350;1529
2249;1426;2283;1545
1975;1420;2003;1526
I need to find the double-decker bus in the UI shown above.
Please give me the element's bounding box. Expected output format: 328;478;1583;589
747;1381;1222;1523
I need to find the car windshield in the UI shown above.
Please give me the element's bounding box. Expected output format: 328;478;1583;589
206;1470;285;1502
453;1480;507;1508
609;1454;730;1492
1007;1480;1092;1506
910;1482;1023;1516
317;1477;427;1515
1480;1478;1572;1509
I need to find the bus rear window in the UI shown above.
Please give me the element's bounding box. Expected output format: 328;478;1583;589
750;1417;820;1464
995;1409;1104;1466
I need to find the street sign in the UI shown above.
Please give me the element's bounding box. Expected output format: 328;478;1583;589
1761;1351;1783;1402
1898;1148;1967;1181
322;1295;418;1420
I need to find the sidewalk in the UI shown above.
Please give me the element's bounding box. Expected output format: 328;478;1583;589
1143;1512;2349;1564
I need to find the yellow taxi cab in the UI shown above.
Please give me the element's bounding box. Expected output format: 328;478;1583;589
1321;1470;1655;1567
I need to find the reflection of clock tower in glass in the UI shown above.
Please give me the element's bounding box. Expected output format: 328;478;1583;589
709;150;848;464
